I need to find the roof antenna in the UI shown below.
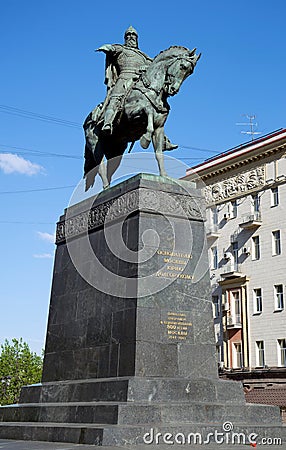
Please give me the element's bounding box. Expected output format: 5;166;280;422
236;114;262;141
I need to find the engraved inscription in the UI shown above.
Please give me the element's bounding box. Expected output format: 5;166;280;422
155;249;193;281
160;311;193;341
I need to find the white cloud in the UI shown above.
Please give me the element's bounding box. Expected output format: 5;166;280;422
33;253;53;259
37;231;55;244
0;153;44;175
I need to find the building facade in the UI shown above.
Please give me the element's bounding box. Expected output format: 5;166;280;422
183;130;286;414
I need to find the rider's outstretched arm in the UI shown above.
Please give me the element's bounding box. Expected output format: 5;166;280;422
96;44;115;53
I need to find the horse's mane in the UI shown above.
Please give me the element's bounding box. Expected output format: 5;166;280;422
142;45;196;94
153;45;192;63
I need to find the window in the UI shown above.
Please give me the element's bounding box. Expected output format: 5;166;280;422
215;325;220;344
256;341;265;367
272;230;281;255
278;339;286;367
274;284;284;310
232;241;239;265
212;295;220;318
233;342;243;368
231;290;241;324
253;288;262;314
211;207;218;226
216;345;221;364
252;236;260;260
271;187;279;207
211;246;218;269
231;200;238;218
253;194;260;214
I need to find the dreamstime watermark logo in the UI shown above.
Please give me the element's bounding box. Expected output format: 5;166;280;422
142;421;283;446
65;152;208;299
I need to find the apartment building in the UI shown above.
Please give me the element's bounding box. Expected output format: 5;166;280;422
183;129;286;416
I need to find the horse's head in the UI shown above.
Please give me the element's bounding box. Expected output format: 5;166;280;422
164;48;201;96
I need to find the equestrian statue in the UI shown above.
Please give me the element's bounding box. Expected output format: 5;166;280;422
83;26;201;190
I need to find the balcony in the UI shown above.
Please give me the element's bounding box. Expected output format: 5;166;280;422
206;224;220;240
230;230;240;243
227;314;242;329
221;262;244;279
239;212;262;229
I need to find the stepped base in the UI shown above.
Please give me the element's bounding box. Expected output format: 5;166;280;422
0;422;285;446
19;376;246;405
0;401;280;425
0;377;285;446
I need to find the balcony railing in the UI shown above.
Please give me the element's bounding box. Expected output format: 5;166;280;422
221;262;244;278
230;231;240;243
206;224;220;240
239;212;262;229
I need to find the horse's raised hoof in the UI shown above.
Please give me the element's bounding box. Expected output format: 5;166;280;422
140;135;151;149
163;143;178;151
164;136;178;151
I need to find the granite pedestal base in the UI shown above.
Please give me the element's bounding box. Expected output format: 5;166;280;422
0;174;285;446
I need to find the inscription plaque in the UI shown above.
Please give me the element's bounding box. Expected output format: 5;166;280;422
160;311;193;342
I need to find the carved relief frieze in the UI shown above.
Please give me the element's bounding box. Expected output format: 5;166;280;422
56;188;204;244
139;189;203;220
204;166;265;205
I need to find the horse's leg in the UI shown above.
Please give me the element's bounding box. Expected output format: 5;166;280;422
85;142;109;190
98;157;109;189
140;111;154;149
84;126;100;191
152;126;167;177
107;154;123;184
89;139;109;189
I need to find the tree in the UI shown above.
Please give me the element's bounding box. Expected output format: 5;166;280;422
0;338;43;405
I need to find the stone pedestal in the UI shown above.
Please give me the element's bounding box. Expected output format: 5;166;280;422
0;174;284;446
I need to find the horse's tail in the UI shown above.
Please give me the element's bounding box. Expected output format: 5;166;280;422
83;112;100;191
84;143;99;191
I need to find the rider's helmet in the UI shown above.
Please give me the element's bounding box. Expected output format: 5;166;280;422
124;25;138;48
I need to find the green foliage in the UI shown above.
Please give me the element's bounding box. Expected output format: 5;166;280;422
0;338;43;405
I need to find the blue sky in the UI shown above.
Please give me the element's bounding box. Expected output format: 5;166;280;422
1;0;286;354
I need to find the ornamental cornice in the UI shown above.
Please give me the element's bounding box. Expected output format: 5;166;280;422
56;188;204;244
200;144;285;181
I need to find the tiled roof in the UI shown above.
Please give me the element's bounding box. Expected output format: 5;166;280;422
245;388;286;407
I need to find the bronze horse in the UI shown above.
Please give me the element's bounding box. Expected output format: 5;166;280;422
83;46;200;190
